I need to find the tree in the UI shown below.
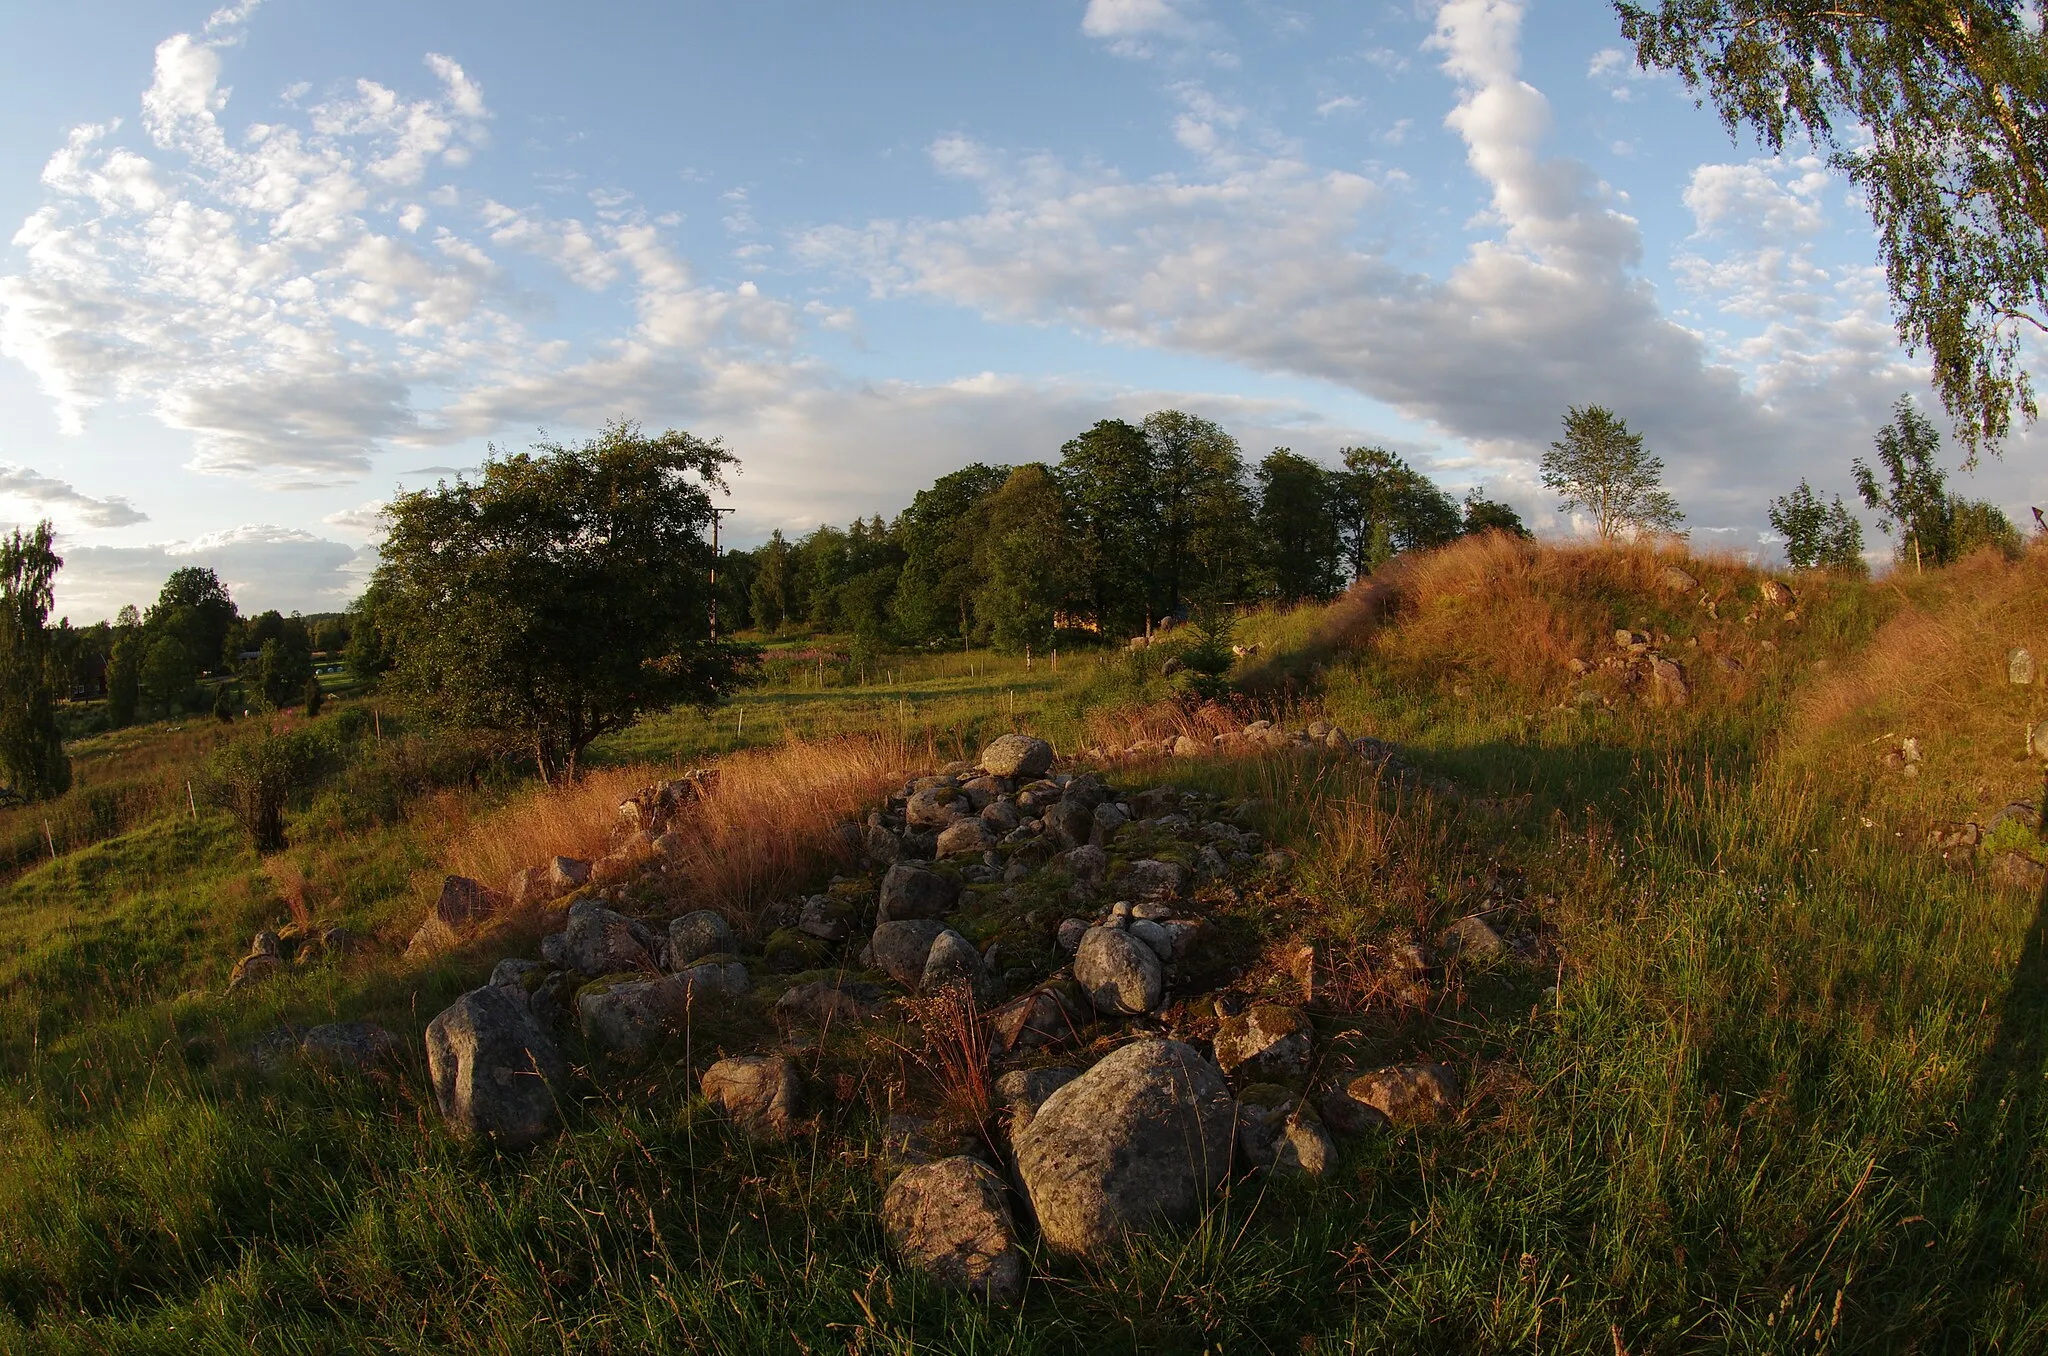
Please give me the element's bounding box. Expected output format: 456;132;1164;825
1059;420;1157;637
377;418;754;783
1254;449;1342;602
1768;480;1867;570
1461;488;1531;538
140;635;196;717
106;629;140;726
252;633;313;710
1951;497;2024;560
1144;411;1255;614
893;464;1008;644
212;682;236;722
975;464;1080;655
302;674;324;717
0;522;70;800
748;530;795;634
1541;406;1683;541
344;576;395;688
146;566;237;673
1853;396;1954;570
1616;0;2047;460
1334;447;1463;578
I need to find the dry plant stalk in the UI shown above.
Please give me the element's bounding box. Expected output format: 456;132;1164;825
898;985;994;1133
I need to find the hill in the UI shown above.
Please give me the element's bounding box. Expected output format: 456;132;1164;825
4;536;2047;1352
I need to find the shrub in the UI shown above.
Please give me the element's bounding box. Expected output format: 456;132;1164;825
205;728;318;853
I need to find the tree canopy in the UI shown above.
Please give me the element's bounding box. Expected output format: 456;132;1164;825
1767;479;1867;571
1541;406;1684;541
1617;0;2047;459
0;522;70;801
375;418;755;782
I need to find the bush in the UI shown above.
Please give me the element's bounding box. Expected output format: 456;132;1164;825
205;729;318;853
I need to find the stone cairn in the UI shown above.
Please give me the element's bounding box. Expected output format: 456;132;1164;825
347;731;1550;1298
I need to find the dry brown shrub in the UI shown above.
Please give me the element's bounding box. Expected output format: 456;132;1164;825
898;985;995;1137
442;733;914;932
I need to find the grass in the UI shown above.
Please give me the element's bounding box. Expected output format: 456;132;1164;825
4;537;2048;1350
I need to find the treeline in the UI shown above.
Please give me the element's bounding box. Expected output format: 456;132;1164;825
51;567;349;729
717;410;1523;651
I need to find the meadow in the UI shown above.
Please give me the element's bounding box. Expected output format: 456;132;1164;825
4;536;2047;1352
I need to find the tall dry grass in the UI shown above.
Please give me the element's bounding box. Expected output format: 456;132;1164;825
443;733;916;931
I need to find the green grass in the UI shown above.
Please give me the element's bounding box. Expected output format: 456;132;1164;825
5;557;2048;1351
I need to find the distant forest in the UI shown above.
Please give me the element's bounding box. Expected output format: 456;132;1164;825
718;410;1523;653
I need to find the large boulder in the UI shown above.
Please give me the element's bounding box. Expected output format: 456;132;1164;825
1012;1039;1237;1259
979;734;1054;781
920;928;990;997
578;965;748;1063
300;1020;402;1072
406;875;513;958
702;1054;802;1139
559;900;661;976
425;985;569;1150
667;910;733;967
906;786;967;830
1074;926;1164;1015
871;919;949;987
877;863;960;922
883;1157;1026;1304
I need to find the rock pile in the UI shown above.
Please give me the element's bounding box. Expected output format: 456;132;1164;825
408;729;1545;1299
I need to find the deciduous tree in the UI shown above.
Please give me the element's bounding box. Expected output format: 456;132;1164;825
0;522;69;800
1541;406;1683;541
1768;480;1867;570
377;418;754;783
1254;449;1341;601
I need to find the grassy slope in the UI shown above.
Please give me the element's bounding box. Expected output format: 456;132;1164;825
3;539;2047;1351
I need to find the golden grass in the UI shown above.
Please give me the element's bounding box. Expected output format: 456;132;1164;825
1781;542;2048;820
442;733;917;932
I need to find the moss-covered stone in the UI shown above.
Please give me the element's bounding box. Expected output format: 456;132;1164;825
764;927;831;972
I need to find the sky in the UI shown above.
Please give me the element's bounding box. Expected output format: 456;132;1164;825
1;0;2043;622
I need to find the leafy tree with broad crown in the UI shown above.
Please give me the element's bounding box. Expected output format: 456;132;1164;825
1767;480;1867;570
0;522;70;800
975;464;1081;655
1254;448;1342;602
1461;488;1531;539
1334;446;1462;579
1058;420;1156;637
376;418;754;784
1143;410;1256;616
1541;405;1683;541
146;566;237;674
1616;0;2047;460
139;634;196;716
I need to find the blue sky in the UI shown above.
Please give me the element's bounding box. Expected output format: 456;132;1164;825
1;0;2041;620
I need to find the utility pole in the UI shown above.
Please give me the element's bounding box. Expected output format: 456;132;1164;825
708;506;735;640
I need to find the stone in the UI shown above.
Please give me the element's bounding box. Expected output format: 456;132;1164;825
880;1113;950;1170
227;952;282;992
578;974;697;1063
508;865;549;906
1990;802;2042;834
996;1066;1082;1137
989;980;1091;1056
936;818;997;859
920;928;990;996
883;1156;1026;1304
1993;851;2047;892
702;1054;802;1139
959;775;1006;810
491;957;541;989
2032;722;2048;761
1055;917;1089;953
1442;913;1507;957
406;875;513;958
1012;1039;1236;1259
559;900;661;976
1059;844;1109;883
1212;1004;1312;1084
651;831;687;861
877;863;961;923
1658;565;1699;592
1118;858;1189;905
906;786;967;830
677;960;750;999
980;799;1021;834
1090;802;1130;845
299;1021;401;1072
1343;1064;1462;1128
872;919;950;988
1016;780;1063;811
1173;734;1205;757
865;824;904;866
1650;656;1689;706
1128;919;1174;960
1319;1085;1390;1136
980;734;1055;780
539;932;567;967
775;978;885;1027
1075;925;1165;1016
763;927;829;972
425;985;569;1150
1759;579;1795;608
547;856;593;895
797;895;855;942
2014;648;2038;685
1236;1093;1335;1178
667;910;734;968
1044;798;1097;848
